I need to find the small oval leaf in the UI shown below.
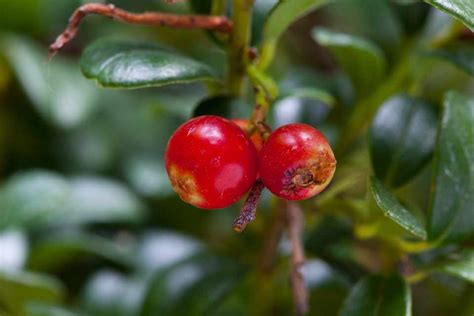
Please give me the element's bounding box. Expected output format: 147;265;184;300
340;274;411;316
369;94;438;188
370;176;427;239
424;0;474;31
80;39;217;89
428;91;474;243
313;27;387;98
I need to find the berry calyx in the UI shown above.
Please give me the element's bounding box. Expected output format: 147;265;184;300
165;115;258;209
259;123;336;201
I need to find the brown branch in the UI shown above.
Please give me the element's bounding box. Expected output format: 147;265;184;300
48;3;232;59
233;180;265;233
285;201;309;315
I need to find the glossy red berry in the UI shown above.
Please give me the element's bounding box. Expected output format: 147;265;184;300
231;118;265;152
259;123;336;201
165;115;258;209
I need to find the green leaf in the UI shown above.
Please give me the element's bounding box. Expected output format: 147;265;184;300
262;0;332;47
370;177;427;239
0;170;144;230
369;94;438;188
28;231;135;272
428;91;474;243
0;34;98;128
25;303;81;316
424;0;474;31
0;270;64;316
425;46;474;76
312;27;387;98
436;249;474;283
80;39;217;89
340;274;411;316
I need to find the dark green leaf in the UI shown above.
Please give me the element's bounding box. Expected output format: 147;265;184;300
0;170;144;229
28;231;135;271
424;0;474;31
425;46;474;76
370;176;427;239
262;0;332;48
312;27;387;98
80;39;217;89
0;34;98;128
189;0;211;14
369;94;437;188
340;274;411;316
428;91;474;242
192;95;250;118
0;270;64;316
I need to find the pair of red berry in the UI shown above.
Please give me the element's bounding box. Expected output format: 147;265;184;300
165;115;336;209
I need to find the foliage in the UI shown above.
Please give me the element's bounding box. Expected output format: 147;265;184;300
0;0;473;315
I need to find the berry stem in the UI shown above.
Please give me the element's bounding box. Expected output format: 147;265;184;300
285;201;309;315
233;180;264;232
48;3;232;59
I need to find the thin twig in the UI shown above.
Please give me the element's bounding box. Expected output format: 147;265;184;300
260;202;286;273
285;201;309;315
48;3;232;58
233;180;264;233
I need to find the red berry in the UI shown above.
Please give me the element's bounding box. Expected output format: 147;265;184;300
259;123;336;200
231;119;265;152
165;115;258;209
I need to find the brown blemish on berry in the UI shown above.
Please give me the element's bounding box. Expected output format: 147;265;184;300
281;150;336;196
168;165;204;206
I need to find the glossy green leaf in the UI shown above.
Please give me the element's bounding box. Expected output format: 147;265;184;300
313;27;387;98
426;46;474;76
80;39;217;89
0;34;98;128
424;0;474;30
0;170;144;229
370;177;427;239
28;232;135;271
428;91;474;243
0;270;64;315
262;0;332;47
340;274;411;316
369;94;438;188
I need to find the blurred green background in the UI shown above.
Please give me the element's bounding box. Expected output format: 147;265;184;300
0;0;473;315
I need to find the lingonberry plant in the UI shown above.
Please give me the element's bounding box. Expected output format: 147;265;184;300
0;0;472;315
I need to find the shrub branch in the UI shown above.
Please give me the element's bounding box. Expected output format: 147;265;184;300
48;3;232;58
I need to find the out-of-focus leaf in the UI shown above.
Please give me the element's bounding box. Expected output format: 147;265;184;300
192;95;250;118
370;177;427;239
251;0;278;46
0;270;64;316
134;230;203;272
140;254;244;315
80;39;217;89
189;0;211;14
81;270;146;316
425;46;474;76
428;91;474;243
123;157;173;198
312;27;387;98
0;170;144;230
28;232;135;272
436;250;474;283
340;274;411;316
0;34;97;128
424;0;474;30
369;94;437;188
25;303;81;316
0;230;28;271
261;0;332;49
